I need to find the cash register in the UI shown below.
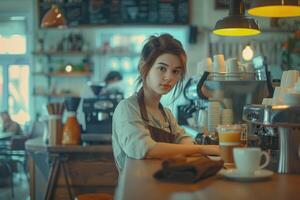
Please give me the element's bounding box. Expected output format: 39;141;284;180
81;83;123;144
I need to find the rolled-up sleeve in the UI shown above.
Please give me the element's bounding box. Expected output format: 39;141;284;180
114;100;157;159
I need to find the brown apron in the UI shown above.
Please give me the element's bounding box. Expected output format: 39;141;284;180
137;88;175;143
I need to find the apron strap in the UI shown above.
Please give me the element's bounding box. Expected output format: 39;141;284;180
137;88;172;133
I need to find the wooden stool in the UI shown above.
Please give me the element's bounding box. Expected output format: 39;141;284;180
75;193;113;200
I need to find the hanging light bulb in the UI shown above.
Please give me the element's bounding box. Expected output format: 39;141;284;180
248;0;300;18
242;44;254;61
213;0;261;37
41;5;67;28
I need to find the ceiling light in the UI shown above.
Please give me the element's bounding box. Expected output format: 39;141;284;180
213;0;261;37
41;5;66;28
242;44;254;61
248;0;300;18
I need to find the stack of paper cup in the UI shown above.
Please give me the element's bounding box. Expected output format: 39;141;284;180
280;70;299;88
197;57;212;75
293;78;300;93
272;87;292;105
286;70;299;88
221;109;233;125
213;54;226;73
208;101;221;133
226;58;240;73
280;71;289;87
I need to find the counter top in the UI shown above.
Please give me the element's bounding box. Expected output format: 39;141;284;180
116;157;300;200
25;137;113;153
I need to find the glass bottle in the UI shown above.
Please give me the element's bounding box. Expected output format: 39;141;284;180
62;112;81;145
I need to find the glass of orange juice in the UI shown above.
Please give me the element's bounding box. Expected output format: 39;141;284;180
217;124;242;164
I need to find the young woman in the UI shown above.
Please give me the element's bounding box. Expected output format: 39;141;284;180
112;34;220;171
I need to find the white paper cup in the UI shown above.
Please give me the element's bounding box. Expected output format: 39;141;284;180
285;70;299;88
213;54;226;73
272;87;291;105
226;58;240;73
197;57;213;75
280;71;289;87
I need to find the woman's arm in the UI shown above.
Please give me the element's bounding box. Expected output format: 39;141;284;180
145;143;220;159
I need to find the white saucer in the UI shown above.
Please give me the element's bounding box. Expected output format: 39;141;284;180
219;169;274;182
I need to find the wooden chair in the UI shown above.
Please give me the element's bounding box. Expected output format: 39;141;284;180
75;193;113;200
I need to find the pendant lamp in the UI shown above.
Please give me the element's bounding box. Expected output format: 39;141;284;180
248;0;300;18
41;5;66;28
213;0;261;37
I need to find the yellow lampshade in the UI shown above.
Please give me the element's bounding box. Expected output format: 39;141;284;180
213;0;260;37
248;0;300;17
41;5;66;28
213;28;261;37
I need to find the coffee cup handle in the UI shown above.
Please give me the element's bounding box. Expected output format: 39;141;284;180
259;151;270;169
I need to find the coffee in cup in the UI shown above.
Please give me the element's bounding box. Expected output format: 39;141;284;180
217;124;242;164
233;147;270;175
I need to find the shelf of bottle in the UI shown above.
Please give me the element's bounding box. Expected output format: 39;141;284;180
33;92;80;98
32;50;140;57
33;51;94;56
32;71;92;77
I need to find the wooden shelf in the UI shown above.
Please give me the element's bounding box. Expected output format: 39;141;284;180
33;51;94;56
33;92;80;98
33;50;140;57
32;71;92;77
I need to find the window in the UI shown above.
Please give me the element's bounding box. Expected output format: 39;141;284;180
0;20;27;54
0;65;3;110
8;65;30;124
0;14;31;125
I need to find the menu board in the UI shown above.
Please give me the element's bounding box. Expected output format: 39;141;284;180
38;0;190;27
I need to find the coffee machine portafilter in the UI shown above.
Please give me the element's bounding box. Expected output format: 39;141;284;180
243;104;300;174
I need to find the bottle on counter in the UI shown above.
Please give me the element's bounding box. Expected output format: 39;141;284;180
62;97;81;145
62;111;81;145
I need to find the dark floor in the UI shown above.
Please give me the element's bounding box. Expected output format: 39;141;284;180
0;170;30;200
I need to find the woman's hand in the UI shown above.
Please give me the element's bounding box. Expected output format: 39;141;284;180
199;145;220;156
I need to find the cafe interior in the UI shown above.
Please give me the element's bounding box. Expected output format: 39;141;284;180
0;0;300;200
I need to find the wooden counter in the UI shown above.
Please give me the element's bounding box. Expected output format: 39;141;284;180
116;158;300;200
26;137;118;200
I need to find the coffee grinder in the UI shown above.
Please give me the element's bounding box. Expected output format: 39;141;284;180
62;97;81;145
81;82;123;143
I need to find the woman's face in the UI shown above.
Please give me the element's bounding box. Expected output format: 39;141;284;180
145;53;183;95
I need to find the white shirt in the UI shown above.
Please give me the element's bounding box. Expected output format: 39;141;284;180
112;93;193;171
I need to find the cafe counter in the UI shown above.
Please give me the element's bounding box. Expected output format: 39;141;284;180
25;137;118;200
115;157;300;200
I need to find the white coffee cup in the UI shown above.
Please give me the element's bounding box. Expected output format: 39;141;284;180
233;147;270;176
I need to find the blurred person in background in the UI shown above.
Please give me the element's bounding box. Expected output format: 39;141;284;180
78;70;123;130
0;111;22;135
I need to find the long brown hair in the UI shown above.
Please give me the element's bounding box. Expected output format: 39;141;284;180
136;33;187;99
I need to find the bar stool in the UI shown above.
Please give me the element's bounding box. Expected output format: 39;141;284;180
75;193;113;200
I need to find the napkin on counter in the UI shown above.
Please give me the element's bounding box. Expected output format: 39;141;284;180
153;155;224;183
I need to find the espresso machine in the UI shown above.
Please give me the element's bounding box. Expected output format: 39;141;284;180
81;83;123;144
243;104;300;174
